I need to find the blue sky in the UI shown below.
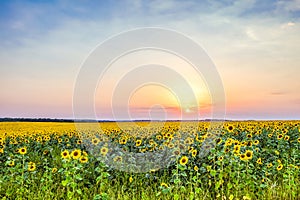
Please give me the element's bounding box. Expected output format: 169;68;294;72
0;0;300;120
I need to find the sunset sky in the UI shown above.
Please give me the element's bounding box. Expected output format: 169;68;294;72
0;0;300;120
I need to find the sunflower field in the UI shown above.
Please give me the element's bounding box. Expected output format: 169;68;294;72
0;121;299;200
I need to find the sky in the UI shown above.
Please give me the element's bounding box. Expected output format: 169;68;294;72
0;0;300;120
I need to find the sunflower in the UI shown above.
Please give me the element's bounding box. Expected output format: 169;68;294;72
224;148;230;154
246;134;252;138
194;165;199;171
156;135;162;140
92;138;100;145
28;162;36;172
80;156;88;163
82;151;88;157
233;145;241;154
173;149;181;157
119;137;127;145
191;149;197;157
43;150;49;155
298;138;300;143
71;149;81;159
100;147;109;156
19;147;27;155
284;135;290;141
135;139;142;147
241;141;247;146
277;134;283;140
76;139;82;145
188;146;194;153
247;141;252;147
240;154;247;161
245;150;253;160
61;150;70;159
215;138;222;145
277;164;283;171
113;156;122;163
149;139;156;146
184;137;193;145
225;139;232;146
226;124;234;132
277;159;281;164
253;140;259;145
233;140;240;145
267;163;273;168
256;158;262;165
160;182;168;188
168;142;175;149
129;176;133;183
179;156;188;166
8;160;15;167
218;156;224;161
52;168;58;173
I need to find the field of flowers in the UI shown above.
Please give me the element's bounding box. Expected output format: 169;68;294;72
0;121;299;200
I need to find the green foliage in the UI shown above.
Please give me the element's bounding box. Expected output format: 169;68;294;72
0;121;299;199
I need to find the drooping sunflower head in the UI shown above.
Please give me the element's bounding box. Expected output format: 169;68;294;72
215;138;222;145
160;182;168;188
80;156;88;163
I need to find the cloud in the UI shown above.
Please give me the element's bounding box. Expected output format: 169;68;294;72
270;91;288;95
276;0;300;12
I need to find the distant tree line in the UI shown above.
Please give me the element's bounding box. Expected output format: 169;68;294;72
0;118;74;122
